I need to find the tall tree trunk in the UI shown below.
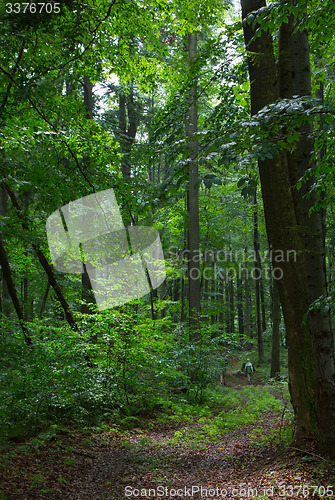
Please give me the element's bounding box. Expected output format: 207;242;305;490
22;192;31;321
211;267;217;325
225;274;230;333
260;275;266;332
218;280;224;327
0;187;10;317
187;32;201;335
83;75;93;120
119;90;127;164
148;94;155;183
118;84;138;226
40;280;50;318
279;6;335;457
229;276;235;334
240;0;318;445
23;274;28;321
82;76;96;316
253;191;263;362
237;274;244;342
244;253;250;337
203;249;208;304
180;260;185;323
271;279;281;377
315;67;326;245
160;280;167;319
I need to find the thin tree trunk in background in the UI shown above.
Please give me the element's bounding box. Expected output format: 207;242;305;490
160;280;166;319
119;90;127;161
148;95;155;183
0;187;10;317
260;275;266;332
253;191;263;362
225;274;230;333
315;69;326;246
180;254;185;323
40;280;50;318
249;287;254;337
83;75;93;120
237;274;244;342
0;235;32;345
229;276;235;334
118;83;138;226
23;275;28;321
244;254;250;337
187;32;201;335
2;182;77;330
219;279;224;326
203;250;208;308
22;192;31;321
173;278;180;302
164;155;169;180
211;271;217;325
271;279;281;377
81;76;96;316
328;246;333;294
180;207;187;323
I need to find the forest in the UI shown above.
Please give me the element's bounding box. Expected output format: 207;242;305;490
0;0;335;498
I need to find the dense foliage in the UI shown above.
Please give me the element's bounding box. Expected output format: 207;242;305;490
1;0;335;460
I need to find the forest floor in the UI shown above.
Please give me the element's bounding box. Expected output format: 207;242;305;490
1;362;334;500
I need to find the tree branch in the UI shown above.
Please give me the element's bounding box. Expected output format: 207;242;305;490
1;181;77;330
0;40;26;118
0;65;96;192
0;234;33;346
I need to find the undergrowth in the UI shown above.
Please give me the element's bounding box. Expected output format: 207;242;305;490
156;384;292;446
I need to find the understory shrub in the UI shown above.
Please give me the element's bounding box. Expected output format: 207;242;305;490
0;312;237;437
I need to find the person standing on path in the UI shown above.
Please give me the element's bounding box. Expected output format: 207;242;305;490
244;359;254;382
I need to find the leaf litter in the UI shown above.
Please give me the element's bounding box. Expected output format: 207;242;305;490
1;377;334;499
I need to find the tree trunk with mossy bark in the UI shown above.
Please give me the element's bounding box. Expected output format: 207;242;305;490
240;0;318;446
278;3;335;458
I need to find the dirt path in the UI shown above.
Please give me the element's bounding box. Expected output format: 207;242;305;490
1;369;333;499
2;410;332;500
80;416;286;500
3;411;331;500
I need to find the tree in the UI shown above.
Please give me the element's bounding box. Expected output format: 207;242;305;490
0;187;10;317
252;190;263;363
81;75;97;316
277;0;335;457
240;0;318;445
270;279;281;378
240;0;335;457
0;235;32;345
187;32;201;333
